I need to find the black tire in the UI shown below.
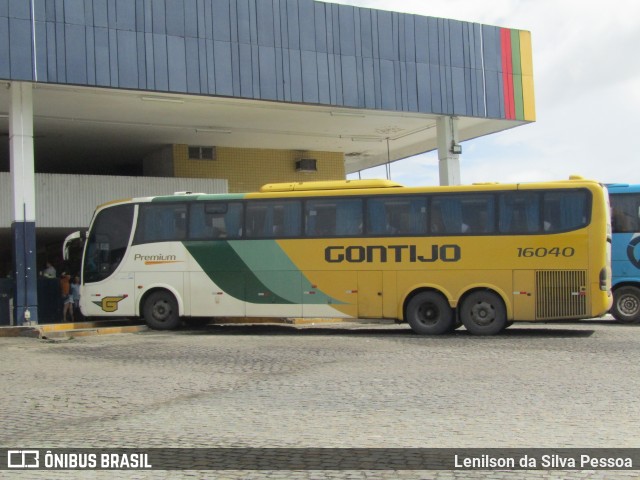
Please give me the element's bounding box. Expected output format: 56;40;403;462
611;286;640;323
143;290;180;330
460;290;507;336
405;291;454;335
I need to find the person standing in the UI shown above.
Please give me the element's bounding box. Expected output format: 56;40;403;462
42;261;57;279
60;271;74;322
71;275;81;320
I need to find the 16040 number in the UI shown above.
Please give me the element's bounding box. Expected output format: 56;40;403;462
517;247;575;258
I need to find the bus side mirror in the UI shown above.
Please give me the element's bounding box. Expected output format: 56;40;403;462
62;231;83;261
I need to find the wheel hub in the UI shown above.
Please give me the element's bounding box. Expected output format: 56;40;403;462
419;303;438;326
153;302;170;320
619;295;639;316
470;302;495;326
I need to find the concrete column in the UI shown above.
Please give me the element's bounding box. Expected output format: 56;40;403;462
436;116;461;186
9;82;38;325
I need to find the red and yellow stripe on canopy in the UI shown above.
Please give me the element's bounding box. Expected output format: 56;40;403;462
501;28;535;122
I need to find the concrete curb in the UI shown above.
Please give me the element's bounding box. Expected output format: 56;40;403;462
41;324;149;339
0;320;147;339
0;326;41;338
0;317;388;339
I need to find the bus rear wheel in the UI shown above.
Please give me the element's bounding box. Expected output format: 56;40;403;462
460;291;507;335
405;291;454;335
611;286;640;323
143;291;180;330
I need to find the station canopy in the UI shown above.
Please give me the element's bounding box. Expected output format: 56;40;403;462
0;83;529;176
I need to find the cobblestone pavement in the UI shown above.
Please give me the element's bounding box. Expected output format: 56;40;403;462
1;317;639;479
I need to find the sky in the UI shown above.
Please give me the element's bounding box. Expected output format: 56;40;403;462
336;0;640;187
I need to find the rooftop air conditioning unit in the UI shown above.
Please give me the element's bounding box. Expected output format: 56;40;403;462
295;158;317;173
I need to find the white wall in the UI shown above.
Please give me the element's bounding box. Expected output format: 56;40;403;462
0;173;228;228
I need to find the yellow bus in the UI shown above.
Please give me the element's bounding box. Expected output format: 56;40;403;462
66;177;612;335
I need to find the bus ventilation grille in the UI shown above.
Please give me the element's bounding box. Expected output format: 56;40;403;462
535;270;587;320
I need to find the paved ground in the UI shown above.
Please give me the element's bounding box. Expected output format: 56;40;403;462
1;316;639;479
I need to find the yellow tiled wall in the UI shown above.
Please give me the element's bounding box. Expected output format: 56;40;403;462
172;145;345;193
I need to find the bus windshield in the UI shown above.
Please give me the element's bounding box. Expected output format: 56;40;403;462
83;204;134;283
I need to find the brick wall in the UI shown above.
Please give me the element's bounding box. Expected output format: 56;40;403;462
172;145;345;193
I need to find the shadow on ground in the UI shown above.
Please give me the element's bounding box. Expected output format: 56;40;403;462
174;322;597;339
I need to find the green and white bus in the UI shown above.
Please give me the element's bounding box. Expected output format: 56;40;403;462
64;178;612;335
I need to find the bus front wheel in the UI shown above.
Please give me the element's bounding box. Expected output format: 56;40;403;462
459;291;507;335
611;286;640;323
143;291;180;330
405;291;455;335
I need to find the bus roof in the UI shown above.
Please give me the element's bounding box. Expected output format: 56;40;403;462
93;176;605;209
259;179;403;192
606;183;640;193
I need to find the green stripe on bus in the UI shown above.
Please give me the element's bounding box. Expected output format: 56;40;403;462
229;241;341;305
184;240;341;305
184;241;293;304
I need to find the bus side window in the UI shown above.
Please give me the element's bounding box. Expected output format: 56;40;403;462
245;204;265;237
135;204;187;243
335;199;362;236
544;191;588;232
209;216;228;238
431;197;464;234
433;195;495;234
460;195;494;233
188;202;243;240
612;208;632;232
189;204;212;239
430;206;445;233
611;194;640;233
367;199;387;234
246;201;301;238
276;202;301;236
314;208;336;236
305;201;336;236
367;196;427;236
499;192;540;233
219;203;242;238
